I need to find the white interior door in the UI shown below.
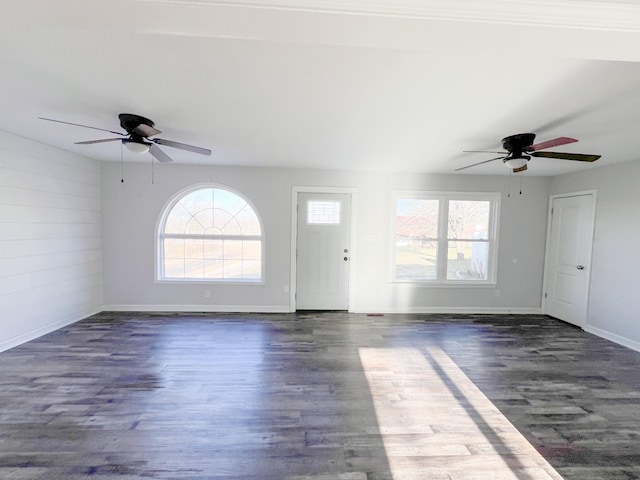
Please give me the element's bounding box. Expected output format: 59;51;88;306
544;193;596;327
296;193;351;310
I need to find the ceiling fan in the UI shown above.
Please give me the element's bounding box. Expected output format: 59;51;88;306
456;133;600;173
39;113;212;163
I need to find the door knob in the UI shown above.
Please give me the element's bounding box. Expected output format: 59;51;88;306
576;265;585;270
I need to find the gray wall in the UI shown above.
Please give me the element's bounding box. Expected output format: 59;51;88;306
0;131;103;352
101;161;551;313
550;159;640;350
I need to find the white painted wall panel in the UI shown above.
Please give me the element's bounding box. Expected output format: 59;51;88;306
0;222;101;241
0;261;103;296
0;249;102;276
0;169;99;198
0;186;101;211
0;131;102;352
0;237;101;259
0;205;100;224
0;152;100;184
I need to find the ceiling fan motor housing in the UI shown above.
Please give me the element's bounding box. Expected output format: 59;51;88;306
502;133;536;155
119;113;155;135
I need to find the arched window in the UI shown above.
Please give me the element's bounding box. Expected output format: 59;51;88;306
158;185;263;282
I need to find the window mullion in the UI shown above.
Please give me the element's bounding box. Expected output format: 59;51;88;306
163;234;261;241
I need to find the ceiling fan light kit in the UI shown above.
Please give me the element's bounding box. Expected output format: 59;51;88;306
39;113;212;163
123;140;150;154
503;155;529;169
457;132;600;173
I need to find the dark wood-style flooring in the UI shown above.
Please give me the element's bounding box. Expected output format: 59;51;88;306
1;312;640;479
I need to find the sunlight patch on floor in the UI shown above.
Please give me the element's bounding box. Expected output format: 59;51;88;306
359;346;565;480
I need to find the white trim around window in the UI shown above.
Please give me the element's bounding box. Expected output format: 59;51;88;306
390;190;500;285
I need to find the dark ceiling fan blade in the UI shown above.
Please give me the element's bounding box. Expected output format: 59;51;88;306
152;138;212;156
463;150;508;155
455;155;506;171
133;124;162;137
150;144;173;163
528;137;577;151
512;164;528;173
39;117;125;136
531;151;601;162
75;138;123;145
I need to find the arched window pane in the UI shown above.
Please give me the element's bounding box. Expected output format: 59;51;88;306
159;186;263;282
236;208;261;235
165;205;193;234
214;209;241;235
215;188;247;215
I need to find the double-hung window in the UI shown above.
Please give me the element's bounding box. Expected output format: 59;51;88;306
392;191;500;284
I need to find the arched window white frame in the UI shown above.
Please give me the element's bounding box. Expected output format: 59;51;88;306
157;184;264;283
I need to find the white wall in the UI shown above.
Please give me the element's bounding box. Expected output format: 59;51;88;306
0;131;103;352
102;161;550;313
550;159;640;350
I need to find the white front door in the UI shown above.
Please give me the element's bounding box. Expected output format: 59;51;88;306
296;193;351;310
544;193;596;327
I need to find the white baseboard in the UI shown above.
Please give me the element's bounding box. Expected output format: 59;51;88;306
102;304;291;314
350;306;542;315
0;308;102;354
584;325;640;353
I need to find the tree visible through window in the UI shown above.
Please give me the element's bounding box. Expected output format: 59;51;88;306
447;200;491;280
158;186;263;282
394;198;439;280
392;192;499;283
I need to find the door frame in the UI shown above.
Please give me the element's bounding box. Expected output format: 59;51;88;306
290;186;358;312
541;190;597;327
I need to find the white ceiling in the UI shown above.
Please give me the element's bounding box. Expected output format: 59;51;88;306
3;0;640;175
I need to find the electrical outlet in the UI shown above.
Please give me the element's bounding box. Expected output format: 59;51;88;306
494;289;500;297
204;290;211;298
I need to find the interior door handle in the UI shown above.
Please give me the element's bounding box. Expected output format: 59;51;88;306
576;265;585;270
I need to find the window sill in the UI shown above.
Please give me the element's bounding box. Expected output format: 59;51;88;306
156;279;264;286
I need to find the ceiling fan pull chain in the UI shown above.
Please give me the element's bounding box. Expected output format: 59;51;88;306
120;142;124;184
507;170;512;198
151;153;155;185
520;173;524;195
